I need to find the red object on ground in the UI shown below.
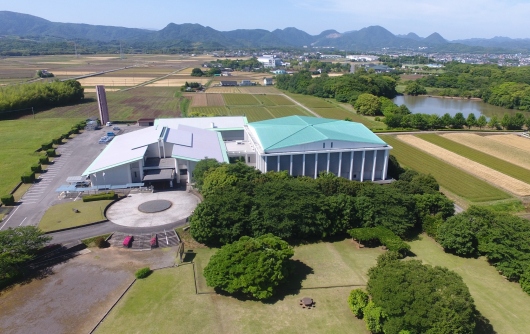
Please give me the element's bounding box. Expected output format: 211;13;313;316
150;235;158;247
123;235;133;247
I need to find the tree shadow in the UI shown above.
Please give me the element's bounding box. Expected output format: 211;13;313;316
183;250;196;263
474;310;497;334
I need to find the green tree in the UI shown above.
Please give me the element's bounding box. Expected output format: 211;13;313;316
363;301;386;333
488;114;499;129
203;234;294;300
476;115;487;129
0;226;51;281
367;255;477;334
465;113;477;129
452;112;466;129
354;93;382;116
192;158;221;190
191;68;204;76
440;113;453;128
436;215;477;256
404;81;427;96
348;289;369;318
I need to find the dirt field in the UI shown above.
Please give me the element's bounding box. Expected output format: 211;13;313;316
78;76;155;87
0;246;179;334
441;133;530;170
397;135;530;196
206;94;225;106
146;77;209;87
188;94;207;107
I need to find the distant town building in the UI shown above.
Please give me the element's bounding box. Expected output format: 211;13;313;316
258;55;282;68
271;69;287;75
220;81;238;86
263;78;273;86
239;80;254;86
347;55;380;62
320;55;343;59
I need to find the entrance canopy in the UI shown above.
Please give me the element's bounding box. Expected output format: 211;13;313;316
142;169;174;182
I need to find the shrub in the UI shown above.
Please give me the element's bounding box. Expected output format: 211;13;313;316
62;133;70;140
70;127;79;134
52;137;62;145
1;194;15;206
30;163;42;173
46;149;56;157
21;171;35;184
39;156;49;165
41;142;53;150
348;289;369;318
348;227;410;255
520;271;530;295
82;191;116;202
135;267;152;279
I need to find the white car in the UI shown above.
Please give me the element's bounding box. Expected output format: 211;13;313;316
106;122;112;126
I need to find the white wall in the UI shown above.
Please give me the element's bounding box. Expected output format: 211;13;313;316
91;164;132;186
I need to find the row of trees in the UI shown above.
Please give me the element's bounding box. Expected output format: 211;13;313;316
349;252;478;333
435;206;530;295
275;70;398;104
0;80;84;117
189;159;454;246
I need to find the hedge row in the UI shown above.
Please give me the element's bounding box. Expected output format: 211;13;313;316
21;171;35;184
348;227;411;255
82;191;116;202
1;194;14;206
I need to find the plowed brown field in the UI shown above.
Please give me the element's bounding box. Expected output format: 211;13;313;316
397;135;530;196
486;134;530;153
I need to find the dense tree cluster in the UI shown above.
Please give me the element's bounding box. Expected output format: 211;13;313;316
189;160;454;246
416;62;530;110
403;81;427;96
203;234;294;300
0;226;51;283
350;252;478;334
275;70;398;105
207;58;263;71
0;80;84;117
436;206;530;294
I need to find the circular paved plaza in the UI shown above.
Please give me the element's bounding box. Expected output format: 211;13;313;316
106;191;199;228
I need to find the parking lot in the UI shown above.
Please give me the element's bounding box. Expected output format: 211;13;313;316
0;124;143;231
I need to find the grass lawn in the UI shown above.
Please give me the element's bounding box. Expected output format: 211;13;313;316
380;135;511;203
286;93;335;108
0;119;81;197
38;200;112;232
410;236;530;333
96;239;383;334
417;134;530;184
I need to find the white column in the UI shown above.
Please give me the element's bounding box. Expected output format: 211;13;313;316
371;150;377;182
139;160;144;181
349;151;354;180
338;152;342;177
314;153;318;178
302;154;306;176
360;151;366;182
186;160;190;185
265;155;268;173
326;152;330;172
277;155;280;172
289;155;293;175
382;150;389;180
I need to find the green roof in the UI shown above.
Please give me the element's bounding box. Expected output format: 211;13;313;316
249;116;387;151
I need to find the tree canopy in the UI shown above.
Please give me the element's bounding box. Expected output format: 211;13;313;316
203;234;294;300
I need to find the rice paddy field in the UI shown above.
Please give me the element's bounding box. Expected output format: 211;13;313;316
223;93;259;105
380;135;511;203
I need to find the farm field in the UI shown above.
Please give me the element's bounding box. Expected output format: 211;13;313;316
380;135;511;202
418;134;530;184
267;106;311;118
253;94;276;106
487;134;530;153
206;86;281;94
286;93;336;108
397;135;530;197
440;133;530;170
28;87;184;120
96;240;383;334
228;106;272;121
78;76;155;87
223;93;259;105
410;236;530;334
189;106;230;117
0;119;82;196
145;77;210;87
313;107;356;120
265;94;294;105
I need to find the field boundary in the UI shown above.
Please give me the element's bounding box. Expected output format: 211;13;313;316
119;67;188;92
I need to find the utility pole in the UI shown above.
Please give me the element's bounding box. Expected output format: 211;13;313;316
74;42;78;58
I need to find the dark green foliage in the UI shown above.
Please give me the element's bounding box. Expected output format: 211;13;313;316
348;227;410;255
354;93;382;116
437;206;530;283
70;127;79;134
348;289;369;318
366;255;477;334
39;156;49;165
46;148;56;157
192;158;222;190
21;171;35;184
404;81;427;95
52;137;62;145
82;191;116;202
41;142;53;150
30;163;41;173
135;267;152;279
203;234;294;300
61;133;70;140
1;194;15;206
0;80;84;117
520;270;530;294
94;237;109;248
191;68;204;76
0;226;51;282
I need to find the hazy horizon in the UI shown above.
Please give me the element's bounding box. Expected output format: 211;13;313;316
1;0;529;40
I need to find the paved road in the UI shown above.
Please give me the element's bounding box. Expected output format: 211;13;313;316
0;125;142;231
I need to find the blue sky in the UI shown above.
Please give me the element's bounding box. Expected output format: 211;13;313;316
1;0;529;40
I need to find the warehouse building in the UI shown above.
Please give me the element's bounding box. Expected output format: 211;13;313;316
82;116;391;188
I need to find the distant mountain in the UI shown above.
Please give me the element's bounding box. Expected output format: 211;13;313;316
0;10;528;52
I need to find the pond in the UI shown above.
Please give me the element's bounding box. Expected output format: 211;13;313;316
393;95;519;118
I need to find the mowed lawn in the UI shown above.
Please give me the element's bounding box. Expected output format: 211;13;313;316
96;240;383;334
417;134;530;184
0;119;81;196
380;135;510;202
38;200;112;232
410;236;530;333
